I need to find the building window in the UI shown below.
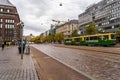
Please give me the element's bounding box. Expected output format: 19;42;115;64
5;30;8;35
7;9;10;13
5;24;7;28
0;24;2;28
5;24;14;29
0;30;1;35
12;25;14;28
0;19;3;22
0;8;3;12
119;1;120;4
12;20;15;23
10;30;13;35
5;19;8;23
5;19;15;23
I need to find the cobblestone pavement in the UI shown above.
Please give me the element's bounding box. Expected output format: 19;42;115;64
31;47;91;80
53;44;120;54
0;46;38;80
32;44;120;80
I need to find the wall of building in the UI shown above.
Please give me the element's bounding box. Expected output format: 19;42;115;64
0;5;20;45
56;20;78;37
78;0;120;34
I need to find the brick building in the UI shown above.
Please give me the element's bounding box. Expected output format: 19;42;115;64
0;0;20;45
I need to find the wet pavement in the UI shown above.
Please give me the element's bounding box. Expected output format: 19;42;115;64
32;44;120;80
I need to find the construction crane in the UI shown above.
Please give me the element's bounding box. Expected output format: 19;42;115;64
52;19;66;24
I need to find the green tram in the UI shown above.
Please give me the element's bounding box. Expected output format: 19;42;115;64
64;33;116;46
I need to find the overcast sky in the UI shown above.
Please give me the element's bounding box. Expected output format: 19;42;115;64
9;0;102;36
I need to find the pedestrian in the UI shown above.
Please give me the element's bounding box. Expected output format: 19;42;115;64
1;42;5;51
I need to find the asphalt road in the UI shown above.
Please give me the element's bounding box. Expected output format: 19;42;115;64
32;44;120;80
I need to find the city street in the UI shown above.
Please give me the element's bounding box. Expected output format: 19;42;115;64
31;46;90;80
1;0;120;80
32;44;120;80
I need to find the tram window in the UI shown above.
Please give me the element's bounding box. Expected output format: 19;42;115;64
80;38;82;41
65;39;71;41
75;38;82;41
65;39;68;41
94;36;98;40
84;37;86;40
111;34;116;39
90;36;98;40
84;37;87;40
98;36;102;40
69;39;72;41
90;37;94;40
75;38;80;42
103;35;108;40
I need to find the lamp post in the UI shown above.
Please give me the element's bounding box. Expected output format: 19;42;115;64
17;21;24;60
68;19;70;38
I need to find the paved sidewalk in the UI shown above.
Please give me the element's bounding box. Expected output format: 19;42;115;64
0;46;38;80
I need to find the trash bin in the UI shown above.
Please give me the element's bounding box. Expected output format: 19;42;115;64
26;45;30;54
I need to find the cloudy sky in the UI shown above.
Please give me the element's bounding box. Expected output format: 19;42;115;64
9;0;101;36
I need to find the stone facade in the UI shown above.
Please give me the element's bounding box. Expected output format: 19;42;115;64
56;20;78;38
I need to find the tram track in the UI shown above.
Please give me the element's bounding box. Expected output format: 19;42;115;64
53;44;120;55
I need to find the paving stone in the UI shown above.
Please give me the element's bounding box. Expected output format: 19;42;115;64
32;44;120;80
0;46;38;80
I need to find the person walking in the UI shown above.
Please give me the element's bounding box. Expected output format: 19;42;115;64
1;42;5;51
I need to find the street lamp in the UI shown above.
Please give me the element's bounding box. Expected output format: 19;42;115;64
17;21;24;60
59;3;62;6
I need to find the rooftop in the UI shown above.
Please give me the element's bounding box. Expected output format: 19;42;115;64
0;0;14;6
56;20;78;29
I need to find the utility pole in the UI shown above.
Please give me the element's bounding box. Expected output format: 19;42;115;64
17;21;24;60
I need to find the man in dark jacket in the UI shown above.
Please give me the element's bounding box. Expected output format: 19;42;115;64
1;42;5;50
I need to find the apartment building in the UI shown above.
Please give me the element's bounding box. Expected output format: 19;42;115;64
0;0;20;45
78;0;120;34
56;20;78;37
